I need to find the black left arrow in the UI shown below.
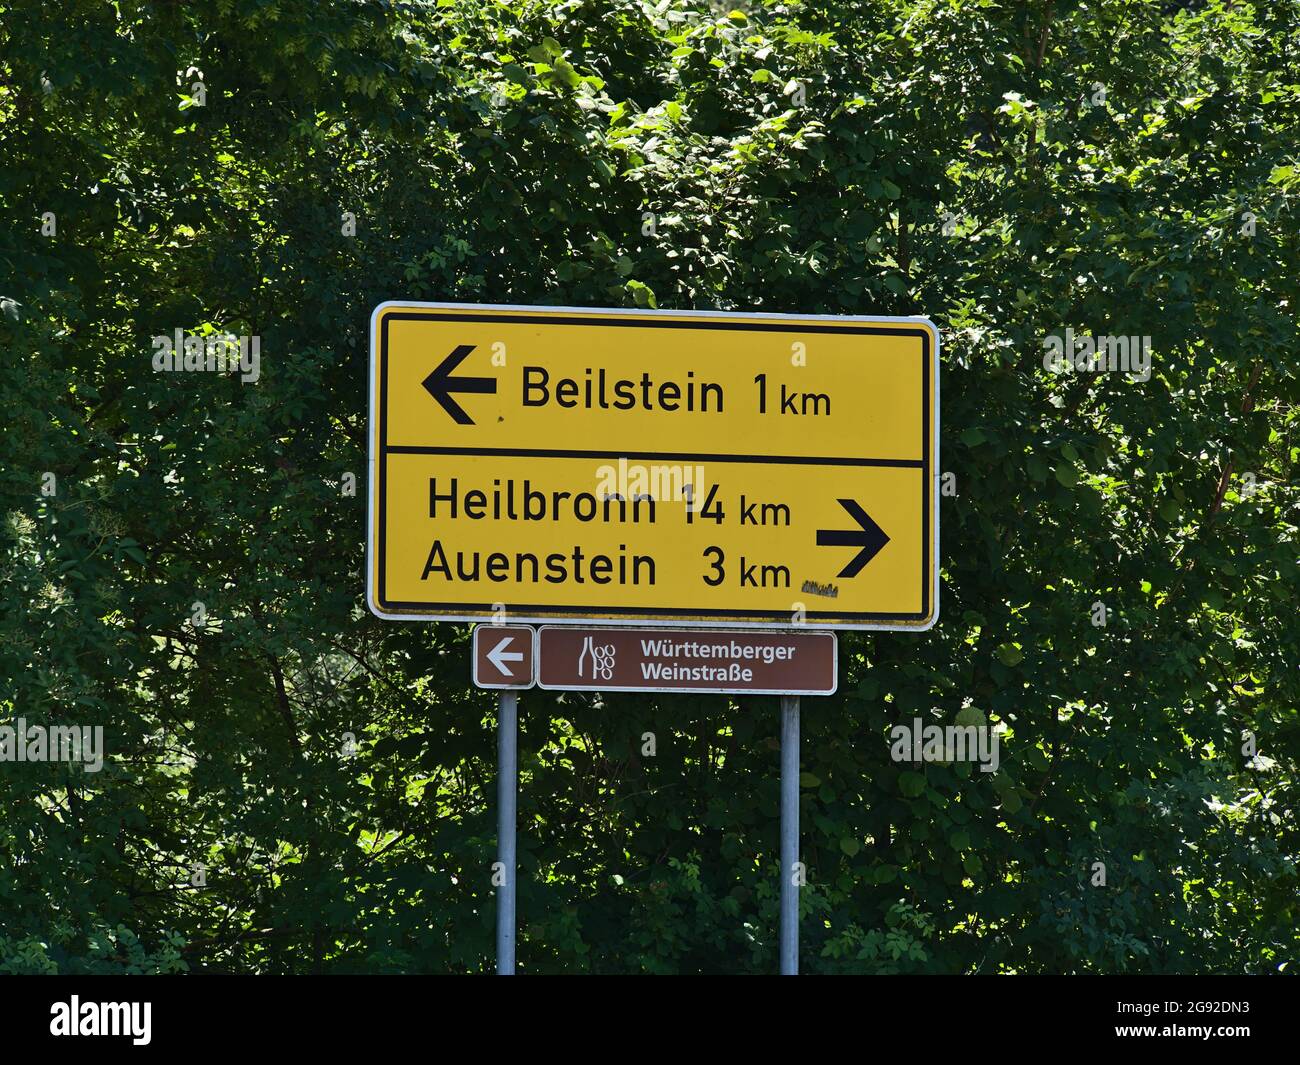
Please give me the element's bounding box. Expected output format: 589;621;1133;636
816;499;890;578
421;344;497;425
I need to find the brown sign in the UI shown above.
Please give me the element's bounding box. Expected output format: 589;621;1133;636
472;625;536;689
536;627;837;695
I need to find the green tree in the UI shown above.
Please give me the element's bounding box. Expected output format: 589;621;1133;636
1;0;1296;973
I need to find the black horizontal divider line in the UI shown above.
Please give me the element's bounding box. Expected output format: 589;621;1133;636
384;446;924;468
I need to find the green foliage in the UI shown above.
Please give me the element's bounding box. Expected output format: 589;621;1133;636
0;924;187;975
1;0;1297;973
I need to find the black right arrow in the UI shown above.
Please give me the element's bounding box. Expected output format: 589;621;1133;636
421;344;497;425
816;499;890;578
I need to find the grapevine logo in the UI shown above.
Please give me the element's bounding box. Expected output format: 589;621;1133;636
577;636;615;679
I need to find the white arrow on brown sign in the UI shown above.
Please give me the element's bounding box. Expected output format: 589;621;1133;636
472;625;536;689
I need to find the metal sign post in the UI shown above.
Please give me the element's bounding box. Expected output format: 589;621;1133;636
365;300;943;976
496;690;518;975
780;695;800;975
469;626;534;975
480;625;828;975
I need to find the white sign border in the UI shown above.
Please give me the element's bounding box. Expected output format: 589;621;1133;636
366;301;940;633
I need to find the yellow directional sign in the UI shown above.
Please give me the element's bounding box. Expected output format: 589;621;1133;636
367;303;939;630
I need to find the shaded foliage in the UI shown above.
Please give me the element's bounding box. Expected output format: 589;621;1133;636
0;0;1296;973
